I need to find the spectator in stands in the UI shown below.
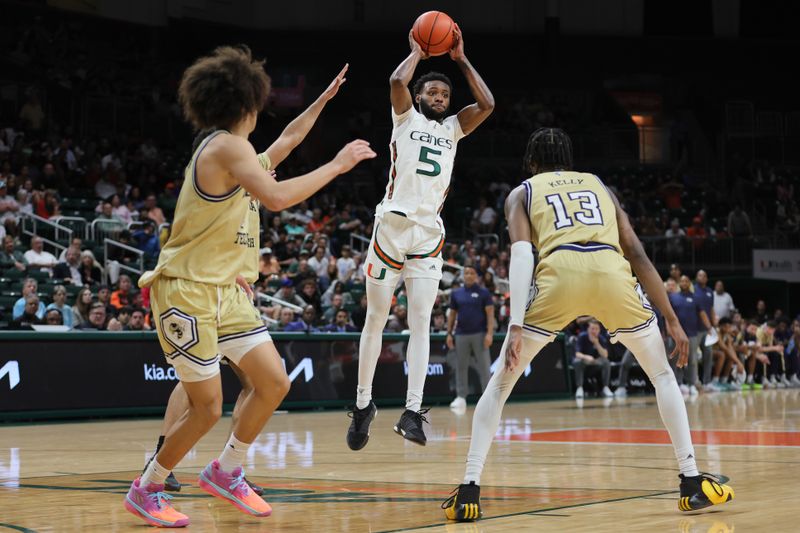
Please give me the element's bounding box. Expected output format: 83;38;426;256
79;249;102;286
16;188;32;218
664;218;685;259
269;306;295;332
18;93;45;133
131;220;160;258
58;237;83;261
284;305;319;332
74;301;121;330
125;307;150;331
45;308;64;326
46;284;74;328
39;164;65;193
668;263;682;284
322;293;344;324
757;320;787;388
32;189;61;219
0;180;20;226
96;284;116;318
284;215;305;236
686;216;707;249
115;306;132;328
259;247;280;277
324;309;358;332
0;235;26;273
668;275;712;396
431;308;447;333
72;286;93;325
96;200;123;224
292;256;317;287
308;245;330;290
336;245;357;284
12;277;46;320
111;274;132;309
24;236;57;274
333;210;361;252
306;208;328;233
53;246;83;286
713;280;736;320
573;319;613;398
386;304;408;333
351;293;368;330
275;278;306;308
297;279;322;314
471;196;498;234
9;294;43;330
142;194;165;226
754;299;769;323
727;204;753;238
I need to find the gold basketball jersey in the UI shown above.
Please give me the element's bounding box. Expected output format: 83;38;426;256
139;131;268;288
523;171;621;259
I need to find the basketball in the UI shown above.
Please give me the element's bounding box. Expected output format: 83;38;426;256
412;11;455;56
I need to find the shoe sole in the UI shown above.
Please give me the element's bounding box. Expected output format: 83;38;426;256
198;471;272;517
393;425;426;446
679;493;734;513
124;496;189;527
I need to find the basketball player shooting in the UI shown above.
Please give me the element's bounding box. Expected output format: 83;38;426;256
346;24;494;450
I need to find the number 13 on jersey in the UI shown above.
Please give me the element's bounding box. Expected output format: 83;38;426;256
545;190;603;229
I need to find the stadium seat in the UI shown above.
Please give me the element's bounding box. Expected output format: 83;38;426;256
28;270;51;283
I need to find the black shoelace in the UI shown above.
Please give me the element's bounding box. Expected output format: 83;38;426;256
410;407;430;426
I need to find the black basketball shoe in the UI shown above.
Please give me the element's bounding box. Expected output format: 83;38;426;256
393;408;429;445
678;473;734;512
346;402;377;450
442;481;482;521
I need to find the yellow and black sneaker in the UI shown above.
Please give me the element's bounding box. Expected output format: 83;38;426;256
678;473;734;512
442;481;482;522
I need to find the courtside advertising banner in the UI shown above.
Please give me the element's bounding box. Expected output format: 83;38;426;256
753;249;800;282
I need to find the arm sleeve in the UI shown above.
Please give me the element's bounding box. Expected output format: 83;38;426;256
508;241;534;328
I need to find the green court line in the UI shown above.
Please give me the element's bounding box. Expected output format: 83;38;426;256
0;524;37;533
376;490;676;533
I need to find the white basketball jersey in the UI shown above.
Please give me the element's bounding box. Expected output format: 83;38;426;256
375;106;466;229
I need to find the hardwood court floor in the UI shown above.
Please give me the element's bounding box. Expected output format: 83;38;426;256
1;389;799;532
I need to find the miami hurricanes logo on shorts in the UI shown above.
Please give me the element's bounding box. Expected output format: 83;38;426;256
367;263;386;280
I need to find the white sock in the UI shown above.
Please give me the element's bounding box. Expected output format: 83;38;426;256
356;282;394;409
218;434;251;473
464;333;546;485
141;457;170;487
404;278;438;412
617;325;698;477
711;377;719;384
356;386;372;410
746;374;753;384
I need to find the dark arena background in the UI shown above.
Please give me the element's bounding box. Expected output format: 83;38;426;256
0;1;798;531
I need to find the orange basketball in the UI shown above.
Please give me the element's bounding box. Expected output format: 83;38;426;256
412;11;455;57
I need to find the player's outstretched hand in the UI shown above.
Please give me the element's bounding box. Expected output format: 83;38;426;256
666;318;689;367
448;23;465;61
408;29;430;59
320;64;348;102
236;274;254;301
504;325;522;372
332;140;376;174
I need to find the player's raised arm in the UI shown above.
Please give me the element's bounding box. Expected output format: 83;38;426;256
609;190;690;367
222;135;375;212
390;31;429;115
264;64;349;169
503;184;534;371
450;24;495;135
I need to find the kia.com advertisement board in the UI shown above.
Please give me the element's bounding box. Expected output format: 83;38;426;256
0;334;567;416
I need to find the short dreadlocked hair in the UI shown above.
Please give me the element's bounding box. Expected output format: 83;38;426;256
412;71;453;97
178;45;271;131
523;128;573;174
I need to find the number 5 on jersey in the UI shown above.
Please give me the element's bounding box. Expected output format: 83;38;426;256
417;147;441;177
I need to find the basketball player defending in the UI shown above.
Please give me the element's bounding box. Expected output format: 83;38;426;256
347;26;494;449
143;64;352;496
124;46;375;528
442;129;734;521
